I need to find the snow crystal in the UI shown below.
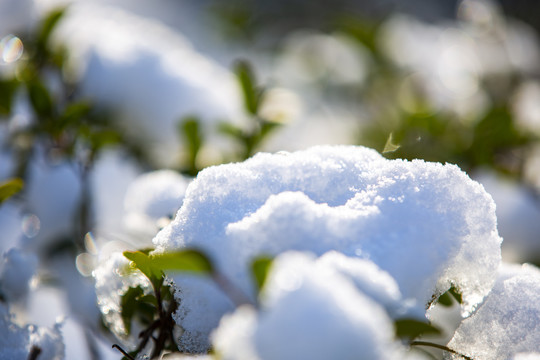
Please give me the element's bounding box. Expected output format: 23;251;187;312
154;145;501;351
212;252;406;360
447;263;540;359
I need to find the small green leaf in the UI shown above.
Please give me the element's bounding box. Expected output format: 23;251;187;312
382;132;401;154
179;116;203;175
0;178;24;204
123;251;161;285
218;122;244;140
234;60;260;115
120;286;144;335
436;285;463;307
395;318;441;340
37;8;66;49
150;249;214;274
27;80;53;119
251;256;273;292
0;79;19;116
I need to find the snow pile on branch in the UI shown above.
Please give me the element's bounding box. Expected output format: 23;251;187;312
154;145;502;352
447;263;540;359
212;252;410;360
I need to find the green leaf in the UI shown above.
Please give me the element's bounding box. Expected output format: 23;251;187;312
150;249;214;274
251;256;273;293
218;121;244;140
120;286;144;335
0;79;19;116
37;7;66;49
123;251;161;285
436;285;463;307
27;79;53;119
395;318;441;340
234;60;260;115
179;116;203;175
0;178;24;204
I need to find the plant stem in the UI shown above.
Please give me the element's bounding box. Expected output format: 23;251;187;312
410;341;474;360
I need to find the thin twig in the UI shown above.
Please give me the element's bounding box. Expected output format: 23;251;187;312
410;341;474;360
112;344;135;360
27;345;41;360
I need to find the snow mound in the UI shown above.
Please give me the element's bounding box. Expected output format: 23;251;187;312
154;145;501;351
447;263;540;359
212;252;407;360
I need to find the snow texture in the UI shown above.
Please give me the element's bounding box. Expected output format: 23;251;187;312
447;263;540;359
154;145;501;352
212;252;408;360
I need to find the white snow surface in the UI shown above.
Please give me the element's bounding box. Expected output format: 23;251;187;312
154;145;502;352
447;263;540;359
212;251;409;360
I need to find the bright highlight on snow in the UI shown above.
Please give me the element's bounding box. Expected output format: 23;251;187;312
153;145;502;352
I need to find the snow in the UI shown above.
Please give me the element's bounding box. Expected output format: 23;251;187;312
446;263;540;359
154;145;501;351
123;169;190;244
212;251;408;360
53;2;246;167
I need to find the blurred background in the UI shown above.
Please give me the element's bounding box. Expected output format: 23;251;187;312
1;0;540;358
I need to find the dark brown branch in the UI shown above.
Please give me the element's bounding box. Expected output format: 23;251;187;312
410;341;474;360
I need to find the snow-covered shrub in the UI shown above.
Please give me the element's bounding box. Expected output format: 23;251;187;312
152;145;501;352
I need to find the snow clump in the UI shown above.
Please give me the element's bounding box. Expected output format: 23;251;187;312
447;263;540;359
154;145;502;352
212;251;411;360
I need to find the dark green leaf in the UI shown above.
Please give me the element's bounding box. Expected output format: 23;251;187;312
60;101;92;126
251;256;273;292
179;116;203;175
27;80;53;119
395;318;441;340
120;286;144;335
0;79;19;116
0;178;24;204
150;249;214;274
234;60;260;115
436;285;463;307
